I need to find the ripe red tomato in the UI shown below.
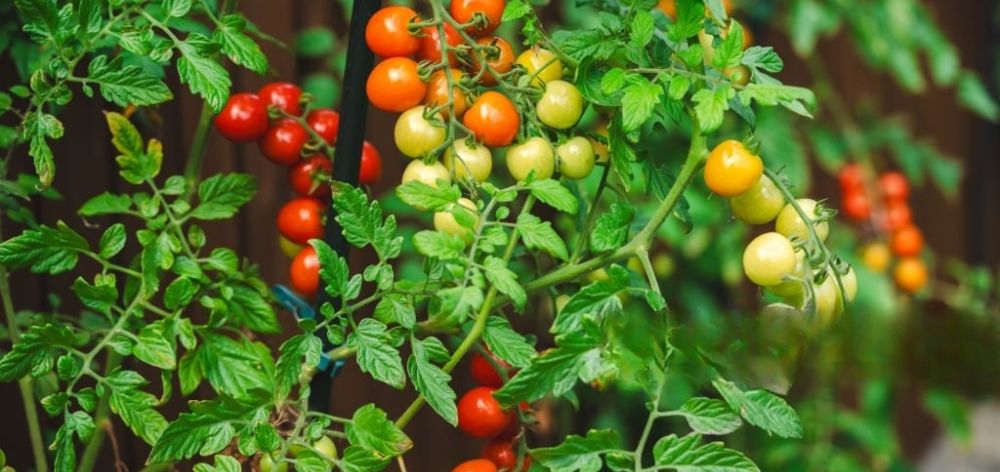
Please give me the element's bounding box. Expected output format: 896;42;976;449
215;93;269;142
365;6;421;58
359;141;383;185
450;0;504;36
290;246;320;298
471;36;515;85
882;200;912;232
288;155;332;198
367;57;427;113
277;197;325;245
481;439;531;472
891;224;923;257
457;387;514;438
259;118;309;165
838;163;864;192
470;351;511;388
452;459;497;472
258;82;302;116
306;109;340;145
841;191;871;221
463;91;520;147
879;171;909;203
425;68;468;118
417;23;461;64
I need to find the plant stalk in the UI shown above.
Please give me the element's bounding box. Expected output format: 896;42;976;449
77;352;122;472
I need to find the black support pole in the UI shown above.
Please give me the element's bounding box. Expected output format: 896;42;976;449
308;0;380;412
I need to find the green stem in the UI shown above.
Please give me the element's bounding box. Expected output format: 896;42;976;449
77;352;123;472
183;101;214;196
569;165;610;263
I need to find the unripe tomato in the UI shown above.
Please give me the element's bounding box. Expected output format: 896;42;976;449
365;6;421;58
425;68;468;118
652;253;675;278
359;141;383;185
838;163;864;192
878;171;909;203
729;175;784;224
775;199;829;242
312;436;338;459
279;236;304;259
894;257;928;293
444;140;493;182
481;439;531;471
861;242;890;272
402;159;451;187
418;23;461;64
813;274;842;327
881;200;911;231
259;119;309;165
766;250;806;302
536;80;584;130
258;82;302;115
450;0;504;36
841;191;871;221
306;109;340;145
395;107;447;158
742;232;797;286
722;65;751;86
434;198;478;240
704;140;762;197
891;224;923;257
259;454;288;472
288;155;332;197
215;93;269;142
470;350;511;388
453;459;498;472
472;36;516;85
464;91;520;147
556;136;595;179
367;57;427;113
277;197;325;245
840;266;858;303
506;137;555;181
457;387;514;438
290;246;320;297
516;49;562;86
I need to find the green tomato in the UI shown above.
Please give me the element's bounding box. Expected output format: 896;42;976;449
742;232;796;286
444;140;493;182
765;250;806;302
652;253;675;278
401;159;450;187
841;266;857;303
433;198;478;240
537;80;584;130
556;136;595;179
813;273;842;327
394;107;446;158
260;454;289;472
515;48;563;86
313;436;338;460
775;199;829;242
730;175;784;225
506;137;555;181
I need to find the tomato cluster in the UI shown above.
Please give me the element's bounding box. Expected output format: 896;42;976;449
838;164;928;293
214;82;385;298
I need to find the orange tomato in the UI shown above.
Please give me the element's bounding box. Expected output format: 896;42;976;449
471;36;515;85
366;57;427;113
704;140;762;196
891;224;924;257
894;257;928;293
463;91;520;147
425;68;467;118
841;191;871;221
365;6;421;58
450;0;505;36
417;23;462;64
882;200;912;232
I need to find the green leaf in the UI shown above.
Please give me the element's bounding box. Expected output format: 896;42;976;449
274;334;322;402
482;316;535;368
340;445;391;472
629;11;654;49
177;41;231;111
621;78;662;133
346;404;413;458
923;389;970;442
373;294;416;329
164;277;198;311
667;75;690;101
493;327;603;406
678;397;743;435
482;256;526;310
311;239;349;297
668;0;705;42
739;83;814;118
86;56;173;107
408;338;458;425
413;230;466;259
163;0;193;17
712;21;745;69
529;179;578;214
105;112;162;184
552;266;629;334
199;334;274;397
225;283;280;333
741;46;783;73
692;87;733;133
15;0;66;43
149;394;268;462
652;434;759;471
502;0;532;21
134;323;177;369
191;173;256;220
516;213;568;261
98;223;127;259
214;15;268;75
72;277;117;312
957;72;998;121
396;180;460;211
600;68;626;96
0;222;88;274
0;322;76;381
106;370;169;444
79;192;133;216
590;203;634;253
530;429;621;472
348;319;405;389
713;379;802;438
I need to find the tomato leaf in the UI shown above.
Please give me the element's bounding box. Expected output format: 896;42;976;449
482;316;535;368
713;378;802;438
213;15;268;75
346;404;413;457
590;203;635;253
482;256;526;310
678;397;744;435
653;434;759;471
0;222;88;274
528;179;578;214
407;337;458;425
530;429;622;471
0;322;77;381
348;319;406;389
516;213;568;261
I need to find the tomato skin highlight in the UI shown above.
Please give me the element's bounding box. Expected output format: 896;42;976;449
450;0;505;36
464;91;520;147
704;140;763;197
365;6;421;58
470;351;510;388
258;82;303;116
359;141;383;185
452;459;498;472
277;197;325;245
481;439;531;471
259;118;309;165
894;257;928;293
290;246;320;298
891;224;924;257
215;93;269;142
288;155;332;197
306;109;340;145
472;36;516;85
457;387;514;438
367;57;427;113
395;107;447;158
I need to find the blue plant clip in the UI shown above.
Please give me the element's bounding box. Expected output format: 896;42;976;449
272;284;345;379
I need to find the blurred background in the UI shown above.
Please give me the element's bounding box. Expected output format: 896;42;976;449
1;0;998;470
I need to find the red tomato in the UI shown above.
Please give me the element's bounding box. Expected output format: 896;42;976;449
471;36;515;85
841;191;871;221
288;155;332;198
879;171;910;203
838;163;864;192
425;68;468;118
258;82;302;116
450;0;505;36
470;351;511;388
882;200;912;232
457;387;514;438
259;118;309;165
463;91;520;147
891;224;924;257
481;439;531;472
365;6;421;58
215;93;269;142
290;246;320;297
452;459;497;472
366;57;427;113
277;197;325;245
417;23;461;64
306;109;340;146
359;141;383;185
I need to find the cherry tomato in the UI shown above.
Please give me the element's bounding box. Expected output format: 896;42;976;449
814;273;842;327
506;137;555;181
704;140;762;197
290;246;320;298
776;199;829;242
312;436;338;460
444;140;493;182
425;68;468;118
259;454;289;472
723;65;751;86
537;80;583;130
451;0;504;36
453;459;498;472
418;23;461;64
656;0;676;19
838;163;865;192
258;82;302;116
841;266;858;303
434;198;478;240
367;57;427;113
464;91;520;147
279;236;304;259
306;109;340;145
742;232;796;286
765;250;806;303
359;141;383;185
395;107;447;158
365;6;421;58
470;351;511;388
259;118;309;165
841;191;871;221
401;159;451;188
288;155;332;197
653;253;675;278
730;174;784;224
277;197;324;245
556;137;595;179
891;224;923;257
481;439;531;472
472;36;515;85
894;257;928;293
457;387;514;438
861;242;890;272
878;171;909;203
215;93;269;142
881;200;912;231
516;48;562;86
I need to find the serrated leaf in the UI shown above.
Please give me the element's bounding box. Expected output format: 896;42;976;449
414;230;466;259
483;256;526;310
678;397;743;435
98;223;127;259
395;180;460;211
274;334;322;402
79;192;132;216
177;42;231;111
590;203;634;253
528;179;577;214
346;404;413;457
652;434;759;471
214;15;268;75
713;379;802;438
107;370;168;444
191;173;256;220
134;323;176;369
408;338;458;425
0;323;76;381
493;327;603;407
348;319;405;389
86;56;173;107
482;316;535;368
0;222;88;274
530;429;621;472
516;213;568;260
692;87;733;133
621;79;662;133
149;394;269;462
